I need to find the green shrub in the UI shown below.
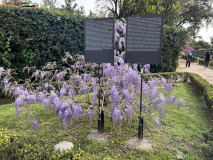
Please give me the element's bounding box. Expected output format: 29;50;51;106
197;58;213;68
150;26;189;73
182;55;197;62
202;128;213;159
0;6;85;78
144;72;213;110
0;128;98;159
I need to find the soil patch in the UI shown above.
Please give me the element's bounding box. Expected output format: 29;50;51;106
87;129;110;142
0;97;15;105
126;137;153;151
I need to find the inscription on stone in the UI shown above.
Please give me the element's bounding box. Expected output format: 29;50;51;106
127;16;162;52
85;19;114;51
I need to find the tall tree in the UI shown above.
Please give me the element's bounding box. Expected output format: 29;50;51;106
210;36;213;47
61;0;85;15
41;0;57;9
95;0;213;29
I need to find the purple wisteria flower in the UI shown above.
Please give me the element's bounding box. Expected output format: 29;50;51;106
83;74;91;83
52;97;61;113
161;78;167;89
62;82;68;90
124;107;133;121
169;95;176;105
148;79;155;91
44;98;51;112
0;67;4;79
159;93;166;107
26;95;36;105
149;89;158;101
114;32;120;42
34;71;40;80
60;102;70;112
68;89;74;99
63;108;72;130
120;51;125;58
155;117;161;129
72;104;82;120
92;90;98;104
37;92;46;103
14;87;23;97
144;64;150;74
60;88;67;100
56;72;65;81
123;69;139;89
118;37;126;50
67;68;72;73
88;110;94;122
123;89;133;104
91;79;96;91
112;108;123;126
78;86;88;95
44;83;49;90
32;118;38;130
166;83;173;93
63;107;73;130
159;109;165;119
15;96;25;109
16;108;22;118
57;111;63;121
178;98;183;109
49;91;58;103
3;78;9;85
110;86;120;111
81;55;85;61
153;99;158;111
147;105;151;114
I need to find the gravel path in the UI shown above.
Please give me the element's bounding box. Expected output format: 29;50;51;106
178;59;213;85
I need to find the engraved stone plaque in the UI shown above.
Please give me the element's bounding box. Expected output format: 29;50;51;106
85;18;114;64
125;14;164;64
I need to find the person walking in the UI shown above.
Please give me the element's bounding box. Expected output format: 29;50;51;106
186;52;192;68
204;52;211;68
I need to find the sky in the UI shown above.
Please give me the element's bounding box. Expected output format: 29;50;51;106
2;0;213;43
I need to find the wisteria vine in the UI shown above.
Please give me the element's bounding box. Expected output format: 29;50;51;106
0;19;184;131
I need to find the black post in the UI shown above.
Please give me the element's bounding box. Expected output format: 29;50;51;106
98;70;101;131
101;110;104;132
97;64;104;132
138;65;144;139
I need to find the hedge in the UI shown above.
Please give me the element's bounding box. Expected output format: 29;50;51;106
0;6;85;78
150;26;189;73
186;72;213;110
147;72;213;110
197;58;213;68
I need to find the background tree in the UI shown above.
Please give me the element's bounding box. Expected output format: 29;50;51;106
95;0;213;29
210;36;213;47
60;0;85;15
41;0;57;9
190;40;211;50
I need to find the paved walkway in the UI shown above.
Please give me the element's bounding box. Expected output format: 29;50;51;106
178;59;213;85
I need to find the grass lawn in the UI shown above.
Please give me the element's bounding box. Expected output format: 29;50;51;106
0;82;211;159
